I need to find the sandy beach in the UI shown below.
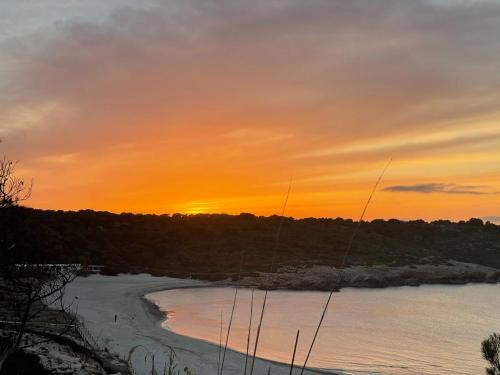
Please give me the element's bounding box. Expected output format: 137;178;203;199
65;274;326;375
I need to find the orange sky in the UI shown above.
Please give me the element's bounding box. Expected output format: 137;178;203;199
1;1;499;222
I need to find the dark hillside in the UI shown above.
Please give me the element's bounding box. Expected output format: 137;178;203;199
6;208;500;279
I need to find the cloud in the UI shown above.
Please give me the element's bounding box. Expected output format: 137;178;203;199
0;100;70;136
295;126;500;160
37;152;78;164
2;0;500;160
222;128;292;144
0;0;499;217
383;183;497;195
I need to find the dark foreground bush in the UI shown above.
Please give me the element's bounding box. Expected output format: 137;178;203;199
0;350;52;375
482;333;500;375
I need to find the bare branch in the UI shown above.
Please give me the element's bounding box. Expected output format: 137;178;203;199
0;156;32;209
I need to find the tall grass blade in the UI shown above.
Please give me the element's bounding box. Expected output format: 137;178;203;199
243;288;255;375
340;159;392;268
220;288;238;375
289;330;300;375
299;159;392;375
247;177;292;374
248;289;268;375
298;290;333;375
270;176;293;273
218;311;223;375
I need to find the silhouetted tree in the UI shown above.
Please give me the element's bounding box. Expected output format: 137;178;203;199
0;156;31;208
0;153;77;370
482;333;500;375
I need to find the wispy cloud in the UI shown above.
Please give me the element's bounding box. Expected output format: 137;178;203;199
0;101;69;135
295;124;500;159
383;183;497;195
38;153;79;164
222;128;292;144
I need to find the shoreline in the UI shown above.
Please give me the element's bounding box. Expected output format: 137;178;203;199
65;274;331;375
65;272;499;375
143;290;336;375
146;282;500;375
142;285;337;375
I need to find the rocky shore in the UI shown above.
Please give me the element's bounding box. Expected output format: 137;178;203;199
231;261;500;291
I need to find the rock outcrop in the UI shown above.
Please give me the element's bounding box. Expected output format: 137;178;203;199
232;261;500;291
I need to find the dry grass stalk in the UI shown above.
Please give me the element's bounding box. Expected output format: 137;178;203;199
248;289;268;375
270;177;293;273
248;177;292;374
299;159;392;374
219;288;238;375
289;330;300;375
243;288;255;375
217;311;223;375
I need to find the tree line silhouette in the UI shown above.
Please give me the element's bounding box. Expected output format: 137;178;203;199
5;207;500;279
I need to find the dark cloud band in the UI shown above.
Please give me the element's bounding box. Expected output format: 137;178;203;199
383;183;496;195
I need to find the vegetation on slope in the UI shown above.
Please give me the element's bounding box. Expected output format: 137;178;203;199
6;208;500;280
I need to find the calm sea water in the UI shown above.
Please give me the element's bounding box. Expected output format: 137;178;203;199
147;284;499;375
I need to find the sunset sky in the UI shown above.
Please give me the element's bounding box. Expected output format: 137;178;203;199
1;0;499;221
